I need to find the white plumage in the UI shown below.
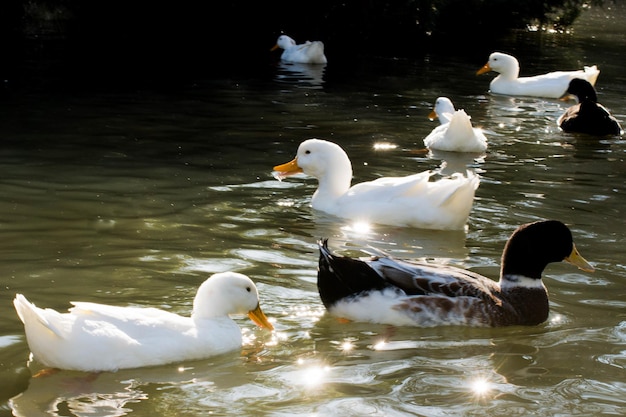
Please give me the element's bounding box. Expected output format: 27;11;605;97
13;272;273;372
273;138;479;230
425;97;488;153
271;35;327;64
477;52;599;98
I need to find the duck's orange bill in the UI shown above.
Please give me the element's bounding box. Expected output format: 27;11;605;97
476;63;492;75
428;110;438;120
565;244;594;272
248;304;274;331
270;44;280;52
273;158;303;177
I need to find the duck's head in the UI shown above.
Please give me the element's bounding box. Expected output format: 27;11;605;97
270;34;296;52
193;272;273;330
273;138;353;186
500;220;594;281
429;97;456;123
560;78;598;103
476;52;519;78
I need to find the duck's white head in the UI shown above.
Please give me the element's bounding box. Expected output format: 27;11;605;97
294;139;352;182
477;52;520;79
273;35;296;51
274;139;353;187
273;139;354;209
193;272;273;330
429;97;456;124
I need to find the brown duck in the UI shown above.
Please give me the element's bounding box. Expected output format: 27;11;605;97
558;78;623;136
317;220;594;327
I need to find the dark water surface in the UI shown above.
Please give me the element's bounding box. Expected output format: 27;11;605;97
1;6;625;416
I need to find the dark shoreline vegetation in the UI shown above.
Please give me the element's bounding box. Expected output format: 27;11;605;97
0;0;609;90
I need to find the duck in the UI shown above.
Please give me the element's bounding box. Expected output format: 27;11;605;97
428;96;456;124
317;220;594;327
557;78;623;136
424;97;488;153
13;272;274;372
272;138;479;230
476;52;600;98
270;35;327;64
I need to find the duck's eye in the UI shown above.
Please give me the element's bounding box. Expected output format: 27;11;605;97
305;150;311;154
246;286;251;292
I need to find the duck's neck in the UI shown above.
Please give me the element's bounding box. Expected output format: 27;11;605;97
500;64;519;80
191;290;234;321
499;274;545;289
192;302;221;320
499;274;549;325
310;160;353;211
579;91;598;103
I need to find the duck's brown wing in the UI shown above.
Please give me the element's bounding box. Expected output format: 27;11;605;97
363;255;512;326
559;102;622;135
363;254;502;304
558;103;580;129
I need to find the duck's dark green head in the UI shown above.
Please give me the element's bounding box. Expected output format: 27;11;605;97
563;78;598;103
500;220;594;280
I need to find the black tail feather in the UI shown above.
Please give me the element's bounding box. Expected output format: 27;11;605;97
317;238;392;309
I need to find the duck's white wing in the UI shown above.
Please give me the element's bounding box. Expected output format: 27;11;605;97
423;124;448;149
354;170;476;200
346;170;432;198
70;301;190;331
283;41;327;64
493;67;600;98
344;170;475;207
337;171;478;229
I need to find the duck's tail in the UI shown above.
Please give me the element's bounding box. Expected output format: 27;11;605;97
584;65;600;86
439;171;480;206
14;294;64;338
317;239;391;309
444;110;475;142
304;41;325;54
300;41;326;64
430;171;479;229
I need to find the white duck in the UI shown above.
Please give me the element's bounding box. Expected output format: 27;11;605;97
273;139;479;230
271;35;327;64
424;97;488;153
476;52;599;98
13;272;274;372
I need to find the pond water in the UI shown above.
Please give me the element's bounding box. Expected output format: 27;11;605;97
1;5;626;417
